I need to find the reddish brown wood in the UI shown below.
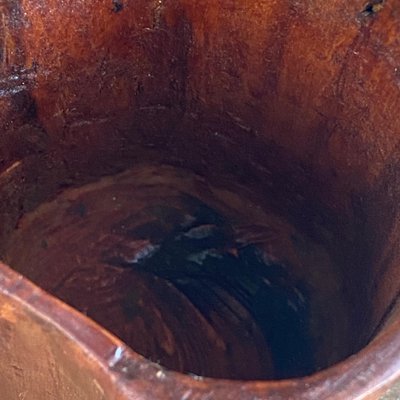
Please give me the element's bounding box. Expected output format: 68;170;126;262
0;0;400;398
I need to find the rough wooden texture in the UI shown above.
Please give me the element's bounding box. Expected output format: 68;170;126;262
0;0;400;398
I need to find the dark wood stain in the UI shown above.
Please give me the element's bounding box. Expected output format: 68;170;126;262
0;0;399;398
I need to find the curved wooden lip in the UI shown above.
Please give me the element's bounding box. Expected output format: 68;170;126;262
0;260;398;399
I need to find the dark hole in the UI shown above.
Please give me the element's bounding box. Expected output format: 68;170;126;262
112;0;124;13
361;0;384;16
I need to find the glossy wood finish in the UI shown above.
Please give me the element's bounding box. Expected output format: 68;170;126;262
0;261;399;399
1;0;400;398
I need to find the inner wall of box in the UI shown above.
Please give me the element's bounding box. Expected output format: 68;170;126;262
0;0;400;379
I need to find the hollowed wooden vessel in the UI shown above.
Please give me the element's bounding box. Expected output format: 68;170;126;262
0;1;400;399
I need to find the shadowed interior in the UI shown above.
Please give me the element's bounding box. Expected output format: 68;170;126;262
1;0;400;383
3;165;350;380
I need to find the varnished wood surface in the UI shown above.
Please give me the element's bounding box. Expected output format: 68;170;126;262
0;0;400;398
